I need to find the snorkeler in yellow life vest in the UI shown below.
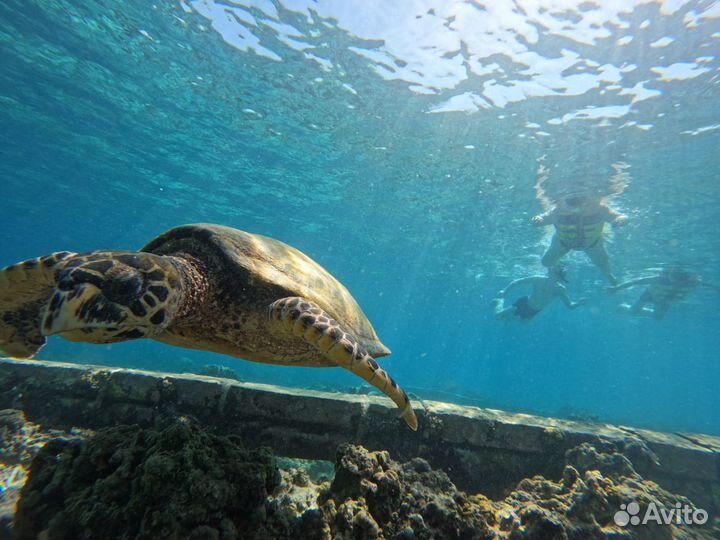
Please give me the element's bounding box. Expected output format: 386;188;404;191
532;194;627;285
608;267;719;320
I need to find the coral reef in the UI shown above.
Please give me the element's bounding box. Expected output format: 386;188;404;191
0;463;26;533
1;409;58;466
283;443;717;540
0;410;83;538
14;417;279;540
11;417;718;540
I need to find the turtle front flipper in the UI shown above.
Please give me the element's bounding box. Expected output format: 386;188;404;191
0;252;76;357
268;297;418;431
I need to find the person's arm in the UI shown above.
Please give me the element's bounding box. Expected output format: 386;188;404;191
531;210;554;226
498;277;538;297
606;276;657;293
604;204;628;226
557;286;587;309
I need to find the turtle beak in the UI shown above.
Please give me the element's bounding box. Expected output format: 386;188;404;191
42;284;126;336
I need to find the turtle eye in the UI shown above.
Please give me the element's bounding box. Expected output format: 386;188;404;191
101;272;143;305
57;272;75;291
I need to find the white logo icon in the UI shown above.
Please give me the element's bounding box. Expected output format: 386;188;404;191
613;501;708;527
614;502;641;526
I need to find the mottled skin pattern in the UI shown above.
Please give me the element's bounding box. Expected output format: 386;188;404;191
0;224;417;430
0;252;75;357
0;251;185;355
267;297;416;429
43;251;186;344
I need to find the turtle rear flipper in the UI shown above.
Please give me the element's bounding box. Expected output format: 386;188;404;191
0;252;75;358
268;297;418;431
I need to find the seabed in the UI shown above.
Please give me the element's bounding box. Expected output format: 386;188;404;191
0;357;718;539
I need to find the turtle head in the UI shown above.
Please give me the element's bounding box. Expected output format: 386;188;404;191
42;252;184;343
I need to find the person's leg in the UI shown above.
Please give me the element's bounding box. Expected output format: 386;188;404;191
629;290;653;316
585;241;617;285
541;235;569;268
493;298;515;320
617;303;632;314
496;307;516;320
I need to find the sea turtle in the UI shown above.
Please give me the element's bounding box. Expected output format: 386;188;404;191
0;224;417;430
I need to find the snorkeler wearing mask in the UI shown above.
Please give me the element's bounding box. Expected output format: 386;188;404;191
608;267;719;320
493;265;587;321
531;194;627;285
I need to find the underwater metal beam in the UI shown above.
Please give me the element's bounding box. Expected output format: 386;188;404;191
0;357;718;513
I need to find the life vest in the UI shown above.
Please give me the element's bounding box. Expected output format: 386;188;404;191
554;211;606;249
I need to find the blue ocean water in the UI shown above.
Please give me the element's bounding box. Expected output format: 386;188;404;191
1;0;719;435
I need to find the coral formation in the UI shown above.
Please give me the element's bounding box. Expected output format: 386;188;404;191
14;417;279;540
11;417;718;540
1;409;56;465
0;409;83;538
287;443;718;539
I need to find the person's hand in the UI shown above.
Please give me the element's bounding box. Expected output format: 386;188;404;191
613;214;628;227
531;215;544;226
576;297;589;306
